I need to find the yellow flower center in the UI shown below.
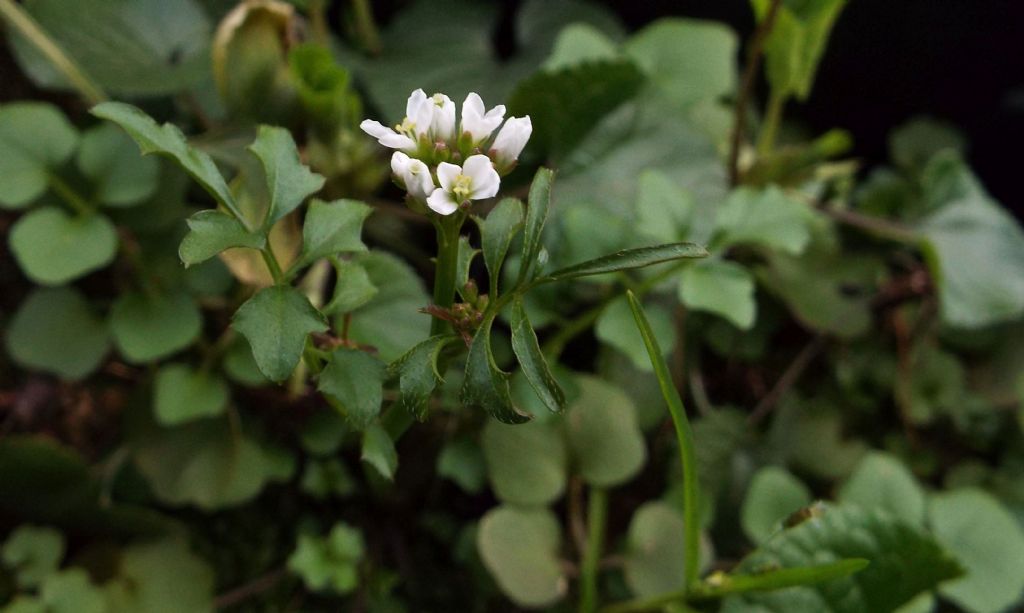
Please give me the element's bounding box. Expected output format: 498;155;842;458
452;174;473;201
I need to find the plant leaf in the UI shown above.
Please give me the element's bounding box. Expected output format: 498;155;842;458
838;452;926;526
109;290;202;363
390;335;457;420
460;315;531;424
564;376;646;487
179;210;265;266
482;419;567;506
479;197;524;296
740;467;813;544
361;424;397;481
0;102;78;209
518;167;554;286
248;125;326;229
293;199;371;271
477;505;567;609
9;207;117;285
679;258;757;330
153;363;229;426
318;348;386;430
510;297;565;413
536;242;707;284
76;123;159;207
232;285;327;382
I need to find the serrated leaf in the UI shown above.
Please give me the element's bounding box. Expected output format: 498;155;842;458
323;259;377;315
537;242;708;284
361;423;397;481
714;186;814;255
91;102;243;221
0;102;78;209
390;335;456;420
179;210;265;266
477;506;567;609
564;376;646;487
248;125;325;229
741;467;813;544
318;348;385;430
110;290;202;363
5;287;109;380
460;315;530;424
724;504;962;613
482;419;567;506
9;207;117;285
1;525;65;588
232;285;327;382
518;167;554;286
294;199;370;271
479;197;524;295
680;258;757;329
510;297;565;413
76;123;159;207
153;364;229;426
839;452;926;526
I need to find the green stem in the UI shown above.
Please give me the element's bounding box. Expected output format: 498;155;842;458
260;247;285;285
48;173;94;216
350;0;382;55
430;216;463;336
756;89;787;156
308;0;330;47
579;487;608;613
0;0;107;105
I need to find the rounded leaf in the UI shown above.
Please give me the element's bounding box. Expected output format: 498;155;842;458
477;506;567;609
9;208;117;285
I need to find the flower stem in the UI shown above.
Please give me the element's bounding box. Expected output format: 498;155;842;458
756;89;787;156
350;0;382;55
430;216;462;336
261;247;285;285
0;0;107;105
579;487;608;613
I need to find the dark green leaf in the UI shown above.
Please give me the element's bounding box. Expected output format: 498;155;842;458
479;197;524;295
9;207;117;285
564;376;646;487
679;258;757;330
109;290;202;363
754;0;848;101
477;506;567;609
294;199;370;270
437;438;487;494
361;424;398;481
460;316;531;424
537;242;707;284
232;285;327;382
482;419;567;506
455;236;479;301
510;297;565;413
5;287;109;380
289;43;354;134
318;348;386;430
323;259;378;316
248;125;325;229
178;210;265;266
76;123;158;207
1;526;65;588
518;167;554;286
0;102;77;209
153;363;229;426
390;335;457;420
347;252;431;362
740;467;813;544
91;102;243;221
692;559;870;600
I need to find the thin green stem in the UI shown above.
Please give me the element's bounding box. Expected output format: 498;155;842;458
756;90;787;156
579;487;608;613
430;215;463;336
0;0;107;105
260;247;285;285
48;173;94;216
350;0;382;55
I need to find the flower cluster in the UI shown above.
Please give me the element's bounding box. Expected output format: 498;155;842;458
360;89;532;216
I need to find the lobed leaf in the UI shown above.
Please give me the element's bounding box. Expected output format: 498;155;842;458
293;199;371;272
232;285;328;382
248;125;326;229
460;315;531;424
390;335;457;420
179;210;266;267
318;348;386;430
517;167;554;286
510;297;565;413
478;197;524;296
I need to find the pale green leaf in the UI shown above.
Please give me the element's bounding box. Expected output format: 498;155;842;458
477;506;567;609
9;207;117;285
482;419;567;506
740;467;813;544
680;259;757;329
839;452;926;526
110;290;201;363
564;376;646;487
153;364;229;426
248;126;325;229
76;123;158;207
0;102;78;209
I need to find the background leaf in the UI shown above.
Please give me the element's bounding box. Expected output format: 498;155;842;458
477;506;567;609
0;102;78;209
9;207;117;285
110;290;201;363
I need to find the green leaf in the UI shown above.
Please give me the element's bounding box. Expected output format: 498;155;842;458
248;125;326;229
153;363;229;426
132;419;294;510
110;290;202;363
635;169;693;244
754;0;848;100
298;409;348;457
178;210;265;267
916;153;1024;328
437;438;487;494
839;452;926;526
9;207;117;285
360;423;397;481
460;315;530;424
518;167;554;286
564;376;646;487
768;396;867;479
301;458;356;499
724;504;962;613
294;199;370;272
714;186;814;255
455;236;478;301
479;197;524;296
680;259;757;329
323;260;377;316
289;43;354;135
288;523;364;595
5;287;109;380
39;569;106;613
347;252;431;362
232;285;327;382
76;123;158;207
537;242;708;284
693;559;870;601
318;348;386;430
0;102;78;209
390;336;456;420
741;467;813;544
543;23;619;70
477;506;567;609
482;419;567;506
91;102;242;221
104;538;215;613
508;59;644;160
596;296;674;372
929;488;1024;613
10;0;211;97
624;18;738;107
623;502;690;598
889;117;966;173
1;525;65;588
510;297;565;414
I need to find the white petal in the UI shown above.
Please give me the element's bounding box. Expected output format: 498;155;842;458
390;151;411;176
406;89;427;119
360;119;392;139
379;132;417;150
492;116;532;163
427;188;459;215
430;93;456;141
436;162;462;192
460;93;505;142
407;159;435;200
461;92;485;123
463;155;500;200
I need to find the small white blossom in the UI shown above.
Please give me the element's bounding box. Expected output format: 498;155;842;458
429;93;457;142
491;116;532;166
391;151;435;200
460;92;505;143
359;119;416;151
426;154;500;216
359;88;437;151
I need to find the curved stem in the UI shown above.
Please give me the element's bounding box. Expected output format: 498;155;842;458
429;215;463;336
260;247;285;285
0;0;107;105
756;90;787;156
579;487;608;613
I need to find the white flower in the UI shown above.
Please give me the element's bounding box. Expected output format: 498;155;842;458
491;116;532;166
429;93;456;142
426;154;500;216
359;119;416;151
359;88;436;151
460;92;505;143
391;151;435;200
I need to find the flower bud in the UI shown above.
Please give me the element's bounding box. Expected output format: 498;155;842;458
390;151;435;201
491;116;532;169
